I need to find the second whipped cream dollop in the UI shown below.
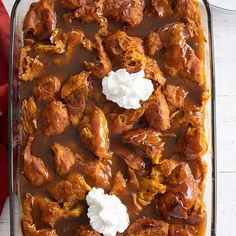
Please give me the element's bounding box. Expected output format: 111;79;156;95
102;68;154;109
86;187;130;236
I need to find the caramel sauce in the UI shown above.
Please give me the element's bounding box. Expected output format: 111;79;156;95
19;0;208;235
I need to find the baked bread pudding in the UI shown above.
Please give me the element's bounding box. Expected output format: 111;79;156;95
19;0;209;235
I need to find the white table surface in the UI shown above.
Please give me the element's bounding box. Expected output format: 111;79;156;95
1;0;236;235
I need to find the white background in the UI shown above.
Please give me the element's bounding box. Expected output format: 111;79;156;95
1;0;236;235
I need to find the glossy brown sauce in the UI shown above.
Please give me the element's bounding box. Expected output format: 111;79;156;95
19;0;208;235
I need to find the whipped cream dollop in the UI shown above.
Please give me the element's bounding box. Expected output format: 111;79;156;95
102;69;154;109
86;187;130;236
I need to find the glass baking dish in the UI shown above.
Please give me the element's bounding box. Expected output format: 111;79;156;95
8;0;217;235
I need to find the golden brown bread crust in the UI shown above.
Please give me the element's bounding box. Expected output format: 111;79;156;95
144;88;171;131
19;47;44;81
51;143;76;175
61;71;90;125
61;0;104;23
23;137;50;186
20;97;37;141
123;128;165;164
21;194;58;236
42;101;70;136
32;76;61;101
84;36;112;78
104;31;166;85
79;105;111;160
23;0;56;40
125;218;169;236
104;0;144;27
50;173;91;205
76;226;102;236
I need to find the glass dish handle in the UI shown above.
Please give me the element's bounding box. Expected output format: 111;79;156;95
209;4;236;16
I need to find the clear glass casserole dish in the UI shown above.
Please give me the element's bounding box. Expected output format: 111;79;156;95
8;0;217;235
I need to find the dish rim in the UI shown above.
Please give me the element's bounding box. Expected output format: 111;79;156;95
8;1;217;235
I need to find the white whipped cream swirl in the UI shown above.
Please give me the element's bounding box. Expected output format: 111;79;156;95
86;187;130;236
102;69;154;109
